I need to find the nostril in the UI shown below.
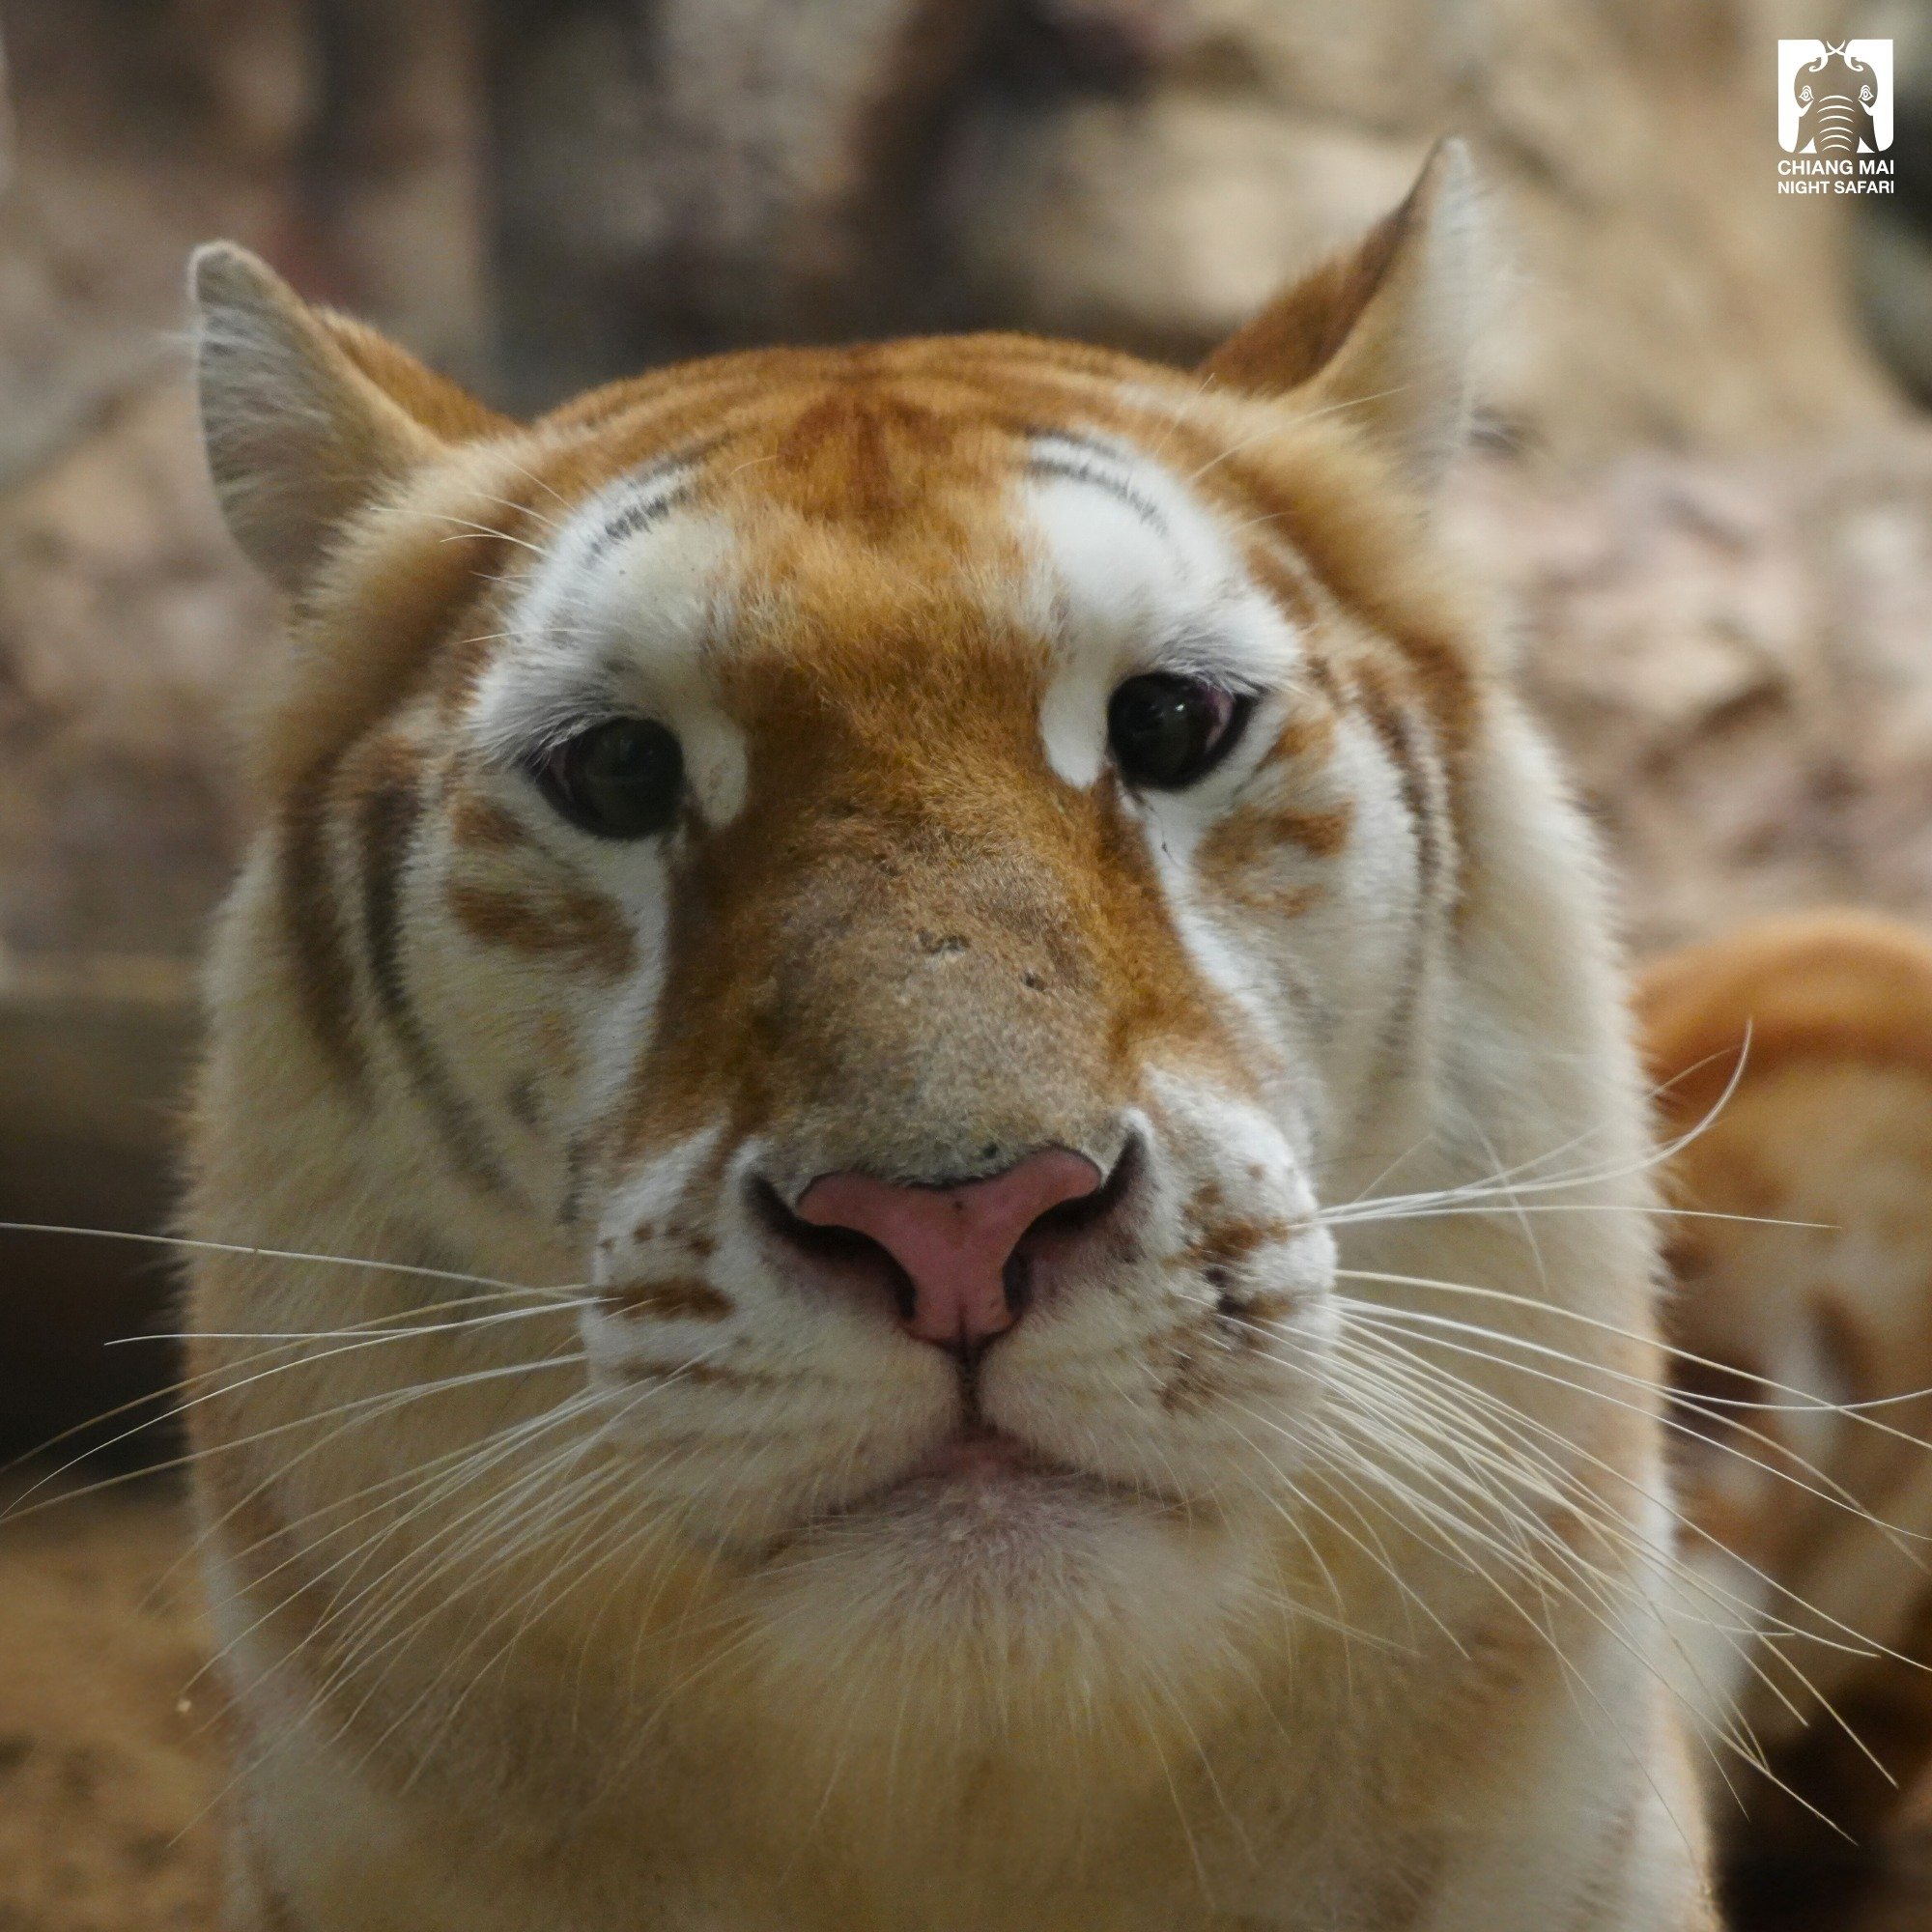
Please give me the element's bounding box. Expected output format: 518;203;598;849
1021;1133;1141;1244
749;1176;921;1321
1001;1249;1035;1322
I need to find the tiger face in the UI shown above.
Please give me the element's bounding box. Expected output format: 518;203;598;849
187;144;1662;1792
502;417;1357;1479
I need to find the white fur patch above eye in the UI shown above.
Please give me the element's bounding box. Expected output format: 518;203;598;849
471;466;750;826
1018;436;1304;790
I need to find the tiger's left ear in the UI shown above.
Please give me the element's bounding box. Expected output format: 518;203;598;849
1201;139;1483;488
190;242;509;593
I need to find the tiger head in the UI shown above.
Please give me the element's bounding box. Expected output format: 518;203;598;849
188;143;1652;1769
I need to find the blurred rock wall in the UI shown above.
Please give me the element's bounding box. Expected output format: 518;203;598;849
491;0;1903;453
1454;435;1932;956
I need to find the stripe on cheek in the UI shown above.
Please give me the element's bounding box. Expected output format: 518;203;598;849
615;1358;767;1388
358;739;512;1195
446;879;636;980
1264;704;1340;766
1354;666;1451;912
1193;698;1352;910
1197;799;1353;909
1350;670;1453;1074
277;760;367;1085
605;1277;734;1321
446;783;533;854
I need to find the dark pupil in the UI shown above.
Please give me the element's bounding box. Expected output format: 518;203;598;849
544;720;684;838
1107;674;1227;789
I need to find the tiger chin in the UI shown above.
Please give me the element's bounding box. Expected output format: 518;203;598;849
184;142;1719;1931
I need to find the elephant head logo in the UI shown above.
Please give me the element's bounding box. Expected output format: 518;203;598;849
1781;39;1893;154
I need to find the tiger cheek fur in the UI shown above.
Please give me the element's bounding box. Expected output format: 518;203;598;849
184;144;1718;1932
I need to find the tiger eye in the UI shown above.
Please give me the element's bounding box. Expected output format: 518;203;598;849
1106;673;1250;790
531;719;684;839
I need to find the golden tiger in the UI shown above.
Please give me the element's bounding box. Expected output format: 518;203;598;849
183;144;1721;1930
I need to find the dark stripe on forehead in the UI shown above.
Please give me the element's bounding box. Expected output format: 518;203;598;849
358;739;511;1197
585;487;693;563
1024;433;1173;542
579;454;707;566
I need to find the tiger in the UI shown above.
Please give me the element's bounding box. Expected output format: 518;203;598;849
182;142;1723;1931
1640;911;1932;1881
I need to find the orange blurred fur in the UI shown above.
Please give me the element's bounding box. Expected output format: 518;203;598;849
1643;913;1932;1855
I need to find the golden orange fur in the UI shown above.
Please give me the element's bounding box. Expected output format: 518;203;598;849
183;147;1719;1931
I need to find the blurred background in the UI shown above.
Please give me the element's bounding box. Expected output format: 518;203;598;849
3;0;1932;1925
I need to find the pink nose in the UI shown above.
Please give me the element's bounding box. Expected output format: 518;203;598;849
795;1149;1104;1348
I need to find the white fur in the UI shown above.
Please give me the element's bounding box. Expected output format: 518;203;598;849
474;477;749;828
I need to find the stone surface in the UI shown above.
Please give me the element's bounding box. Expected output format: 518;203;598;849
1450;435;1932;957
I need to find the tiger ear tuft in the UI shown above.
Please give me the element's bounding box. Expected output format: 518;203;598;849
1201;139;1485;488
189;243;505;592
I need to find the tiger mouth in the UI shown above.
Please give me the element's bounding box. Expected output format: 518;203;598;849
803;1419;1195;1537
900;1420;1050;1482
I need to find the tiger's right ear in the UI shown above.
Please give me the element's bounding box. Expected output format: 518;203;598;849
1200;140;1483;489
190;243;508;593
